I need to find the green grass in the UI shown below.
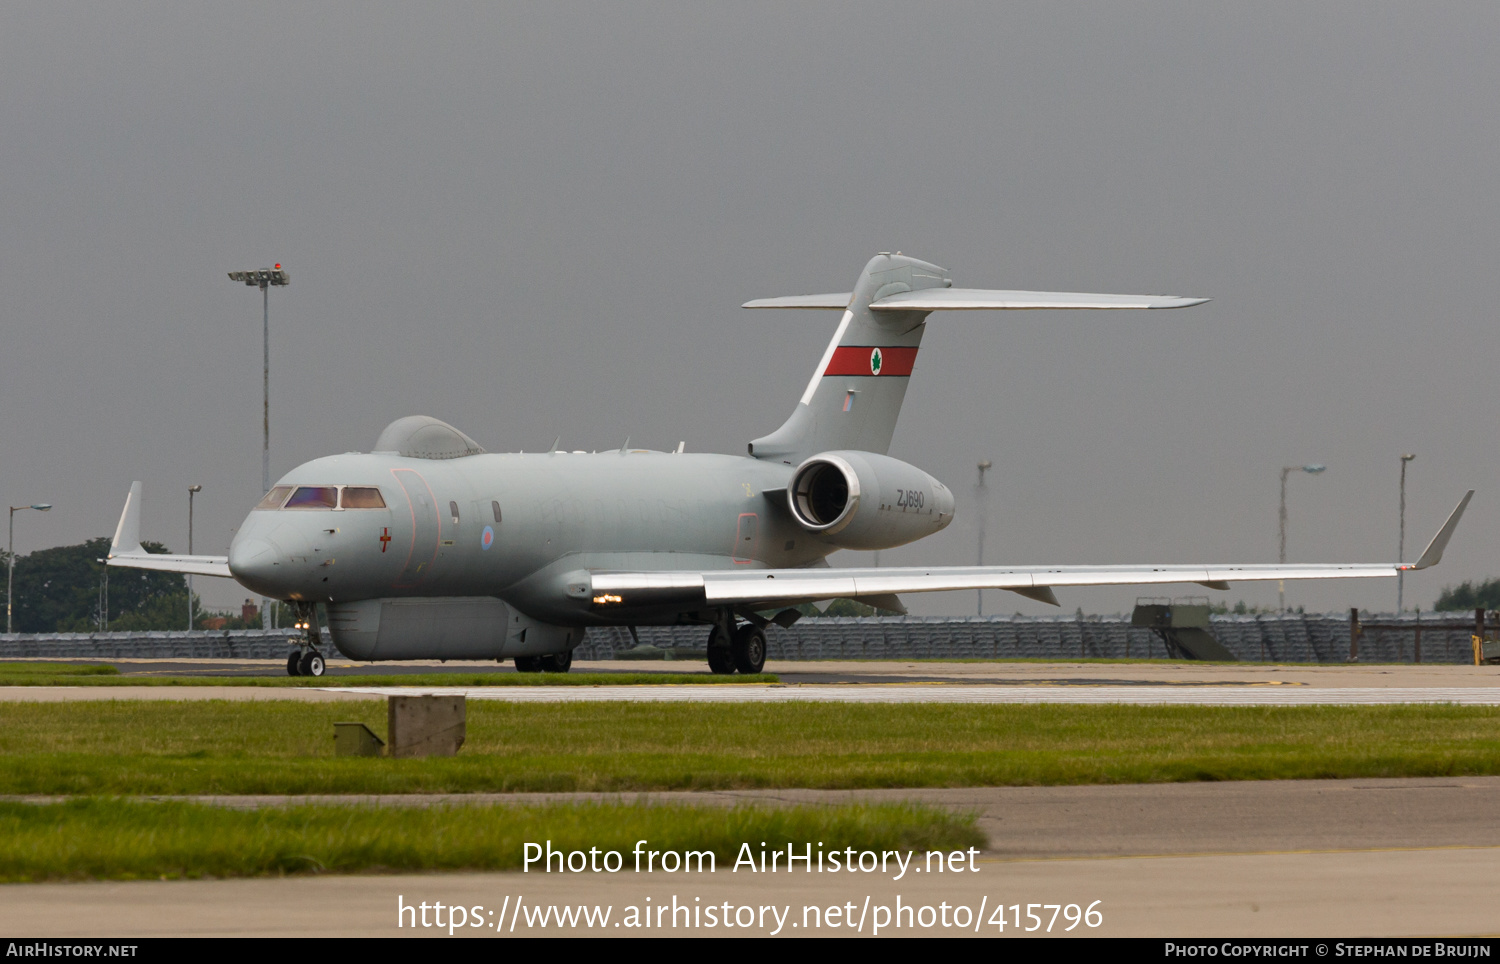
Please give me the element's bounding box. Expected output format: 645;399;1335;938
0;662;119;678
0;799;982;882
0;666;777;687
3;701;1500;794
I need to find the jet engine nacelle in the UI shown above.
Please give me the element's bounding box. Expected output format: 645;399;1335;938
786;450;954;550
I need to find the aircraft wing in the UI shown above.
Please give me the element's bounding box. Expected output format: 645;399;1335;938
589;491;1473;611
104;481;233;579
742;293;853;309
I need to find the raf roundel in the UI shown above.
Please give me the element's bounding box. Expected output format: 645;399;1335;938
480;525;494;550
870;347;883;375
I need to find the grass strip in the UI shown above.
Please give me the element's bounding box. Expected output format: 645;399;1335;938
0;663;119;678
2;702;1500;794
0;670;777;687
0;799;982;882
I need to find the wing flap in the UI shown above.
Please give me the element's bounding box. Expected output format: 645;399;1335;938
696;563;1396;605
589;562;1398;611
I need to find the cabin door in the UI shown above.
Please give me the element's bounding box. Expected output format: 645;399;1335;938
391;468;441;587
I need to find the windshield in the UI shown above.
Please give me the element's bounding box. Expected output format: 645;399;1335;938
341;487;387;509
255;486;293;510
283;486;339;509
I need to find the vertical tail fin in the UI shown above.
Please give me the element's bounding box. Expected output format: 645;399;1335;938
746;253;949;464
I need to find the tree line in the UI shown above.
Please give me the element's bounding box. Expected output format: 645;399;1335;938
1;539;263;633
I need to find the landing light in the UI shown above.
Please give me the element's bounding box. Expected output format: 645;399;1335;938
592;594;623;605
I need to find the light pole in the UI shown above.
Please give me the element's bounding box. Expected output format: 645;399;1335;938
95;558;108;632
7;503;52;634
1398;453;1416;613
228;263;288;629
187;485;201;631
1279;464;1325;612
975;459;992;616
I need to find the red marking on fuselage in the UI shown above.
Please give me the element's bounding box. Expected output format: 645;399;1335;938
824;345;918;376
379;528;391;552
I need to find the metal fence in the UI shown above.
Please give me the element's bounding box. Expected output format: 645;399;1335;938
0;629;322;660
0;613;1483;664
581;612;1483;663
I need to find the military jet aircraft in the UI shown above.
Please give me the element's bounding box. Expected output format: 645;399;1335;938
106;253;1472;676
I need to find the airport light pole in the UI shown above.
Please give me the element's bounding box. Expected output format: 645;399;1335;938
95;558;108;632
1278;464;1326;613
1398;454;1416;613
227;264;288;629
187;485;201;631
7;503;52;634
975;459;992;616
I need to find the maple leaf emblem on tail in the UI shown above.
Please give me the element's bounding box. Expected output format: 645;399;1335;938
870;347;883;375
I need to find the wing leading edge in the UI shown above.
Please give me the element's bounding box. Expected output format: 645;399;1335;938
589;491;1473;611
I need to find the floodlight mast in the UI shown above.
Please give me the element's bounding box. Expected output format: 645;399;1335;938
227;265;289;628
1398;454;1416;612
188;485;202;631
1278;464;1326;613
7;503;52;634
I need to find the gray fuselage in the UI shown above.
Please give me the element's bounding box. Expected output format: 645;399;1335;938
228;449;835;626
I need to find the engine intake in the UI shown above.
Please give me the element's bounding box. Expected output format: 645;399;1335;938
791;456;860;531
786;451;953;550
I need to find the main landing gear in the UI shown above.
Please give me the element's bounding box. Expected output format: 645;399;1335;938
514;651;573;673
285;602;326;677
706;615;766;675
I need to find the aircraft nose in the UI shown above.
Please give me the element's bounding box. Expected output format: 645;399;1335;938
228;538;280;595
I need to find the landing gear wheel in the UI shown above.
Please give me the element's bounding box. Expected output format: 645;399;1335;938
539;651;573;673
299;651;325;677
706;626;735;675
286;651;303;677
731;624;767;675
514;656;542;673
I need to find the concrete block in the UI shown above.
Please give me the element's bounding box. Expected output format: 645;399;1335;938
387;695;466;758
333;722;385;757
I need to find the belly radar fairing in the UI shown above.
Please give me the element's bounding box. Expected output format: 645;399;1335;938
106;254;1472;676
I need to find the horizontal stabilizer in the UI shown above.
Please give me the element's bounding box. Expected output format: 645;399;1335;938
869;288;1209;311
741;293;852;310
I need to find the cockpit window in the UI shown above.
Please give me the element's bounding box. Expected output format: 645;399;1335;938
256;486;293;510
283;486;339;509
341;487;387;509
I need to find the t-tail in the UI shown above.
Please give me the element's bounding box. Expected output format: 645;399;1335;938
743;253;1209;464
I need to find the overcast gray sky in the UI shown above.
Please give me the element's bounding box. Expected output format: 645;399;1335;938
2;2;1496;617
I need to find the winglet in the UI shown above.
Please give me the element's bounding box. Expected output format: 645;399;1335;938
109;481;146;558
1409;490;1474;570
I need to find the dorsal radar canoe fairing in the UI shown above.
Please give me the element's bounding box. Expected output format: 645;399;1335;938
586;491;1474;612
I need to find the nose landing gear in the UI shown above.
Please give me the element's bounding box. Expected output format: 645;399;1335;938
285;602;326;677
